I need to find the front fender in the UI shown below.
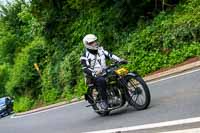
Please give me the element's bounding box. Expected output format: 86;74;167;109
126;72;138;78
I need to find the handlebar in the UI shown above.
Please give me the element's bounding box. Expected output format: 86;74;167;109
100;60;128;76
109;60;128;68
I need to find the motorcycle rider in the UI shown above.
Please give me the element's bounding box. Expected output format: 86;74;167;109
80;34;127;110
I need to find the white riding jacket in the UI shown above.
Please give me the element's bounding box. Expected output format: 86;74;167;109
80;47;121;77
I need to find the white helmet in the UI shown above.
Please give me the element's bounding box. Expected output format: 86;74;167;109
83;34;98;50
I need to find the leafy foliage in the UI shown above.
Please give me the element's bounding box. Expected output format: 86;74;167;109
13;96;34;112
119;0;200;75
6;37;47;97
0;63;10;97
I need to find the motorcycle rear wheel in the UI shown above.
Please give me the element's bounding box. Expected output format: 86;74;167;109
125;74;151;110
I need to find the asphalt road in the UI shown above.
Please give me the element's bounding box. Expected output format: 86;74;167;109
0;69;200;133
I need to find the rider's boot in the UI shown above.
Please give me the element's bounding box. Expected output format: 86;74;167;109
100;100;109;110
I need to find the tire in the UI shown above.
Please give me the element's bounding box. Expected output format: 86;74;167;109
125;74;151;110
88;87;110;116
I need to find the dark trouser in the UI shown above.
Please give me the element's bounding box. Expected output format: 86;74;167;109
94;76;108;102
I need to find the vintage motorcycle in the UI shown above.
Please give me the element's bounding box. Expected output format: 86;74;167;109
84;61;151;116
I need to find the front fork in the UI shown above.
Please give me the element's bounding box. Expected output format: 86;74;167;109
118;73;140;102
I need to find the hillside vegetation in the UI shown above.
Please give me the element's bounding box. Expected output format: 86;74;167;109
0;0;199;112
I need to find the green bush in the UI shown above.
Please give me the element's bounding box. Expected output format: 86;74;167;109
14;96;34;112
6;37;47;96
0;22;17;64
0;63;10;97
74;78;87;99
40;88;59;104
118;0;200;76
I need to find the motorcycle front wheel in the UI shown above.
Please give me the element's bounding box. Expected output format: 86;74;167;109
124;74;151;110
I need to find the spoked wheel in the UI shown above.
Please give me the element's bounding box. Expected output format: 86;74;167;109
88;88;110;116
125;75;151;110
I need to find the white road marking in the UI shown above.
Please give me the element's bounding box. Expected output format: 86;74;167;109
84;117;200;133
147;68;200;85
160;127;200;133
10;101;84;119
